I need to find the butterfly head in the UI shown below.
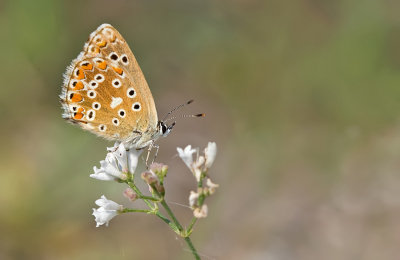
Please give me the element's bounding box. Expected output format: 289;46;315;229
157;121;175;138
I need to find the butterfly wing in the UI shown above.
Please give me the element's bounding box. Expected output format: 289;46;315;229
60;24;158;142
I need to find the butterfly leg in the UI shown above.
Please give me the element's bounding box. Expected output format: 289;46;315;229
145;142;153;169
152;144;159;164
144;141;160;168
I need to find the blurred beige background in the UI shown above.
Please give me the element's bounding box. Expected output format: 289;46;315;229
1;0;400;259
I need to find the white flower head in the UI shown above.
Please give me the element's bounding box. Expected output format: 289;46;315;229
193;204;208;218
92;195;123;227
90;142;143;181
204;142;217;169
189;191;200;208
177;145;197;169
177;142;217;181
206;178;219;194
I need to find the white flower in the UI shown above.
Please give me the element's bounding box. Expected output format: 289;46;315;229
90;142;143;181
204;142;217;169
177;142;217;181
193;204;208;218
177;145;196;169
189;191;200;208
92;195;123;227
206;178;219;194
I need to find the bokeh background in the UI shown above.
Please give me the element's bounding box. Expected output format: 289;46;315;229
1;0;400;259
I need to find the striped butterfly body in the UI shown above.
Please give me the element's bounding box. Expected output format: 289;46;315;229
60;24;175;150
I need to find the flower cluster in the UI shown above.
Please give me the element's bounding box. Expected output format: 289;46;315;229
92;195;123;227
177;142;218;218
90;142;142;181
91;141;218;229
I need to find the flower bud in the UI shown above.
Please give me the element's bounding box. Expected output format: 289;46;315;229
141;171;158;185
193;204;208;218
123;188;137;201
150;162;168;181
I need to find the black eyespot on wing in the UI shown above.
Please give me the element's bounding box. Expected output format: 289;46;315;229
110;54;118;60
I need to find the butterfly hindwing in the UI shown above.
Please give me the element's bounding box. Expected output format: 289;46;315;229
60;24;159;142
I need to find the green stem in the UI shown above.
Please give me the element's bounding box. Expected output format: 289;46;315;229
127;181;179;233
152;188;201;259
184;237;201;260
186;217;198;236
138;195;160;201
121;208;151;213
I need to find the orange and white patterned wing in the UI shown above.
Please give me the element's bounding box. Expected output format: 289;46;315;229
60;24;158;141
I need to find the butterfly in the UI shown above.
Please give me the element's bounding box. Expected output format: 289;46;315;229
60;24;181;152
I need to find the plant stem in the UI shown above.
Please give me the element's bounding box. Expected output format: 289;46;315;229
184;237;201;260
153;188;201;259
122;208;151;213
186;217;198;235
127;181;179;234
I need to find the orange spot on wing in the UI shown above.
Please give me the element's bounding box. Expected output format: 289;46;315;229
72;81;84;90
70;93;83;102
75;69;85;80
97;40;107;48
112;66;123;75
77;107;84;113
97;61;107;70
81;63;93;70
90;45;100;54
73;112;84;120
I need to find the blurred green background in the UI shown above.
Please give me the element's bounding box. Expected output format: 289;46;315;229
1;0;400;259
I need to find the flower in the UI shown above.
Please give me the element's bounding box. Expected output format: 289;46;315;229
177;142;217;182
193;204;208;218
150;162;168;182
123;188;138;201
90;142;143;181
204;142;217;169
189;191;200;208
92;195;123;227
177;145;197;169
141;171;158;185
206;178;219;194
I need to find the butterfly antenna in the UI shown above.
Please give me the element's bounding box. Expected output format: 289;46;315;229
164;113;205;123
162;99;194;121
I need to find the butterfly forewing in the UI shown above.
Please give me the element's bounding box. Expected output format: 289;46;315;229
60;24;158;142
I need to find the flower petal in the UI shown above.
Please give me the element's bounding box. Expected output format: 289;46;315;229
127;148;142;174
204;142;217;169
177;145;196;169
